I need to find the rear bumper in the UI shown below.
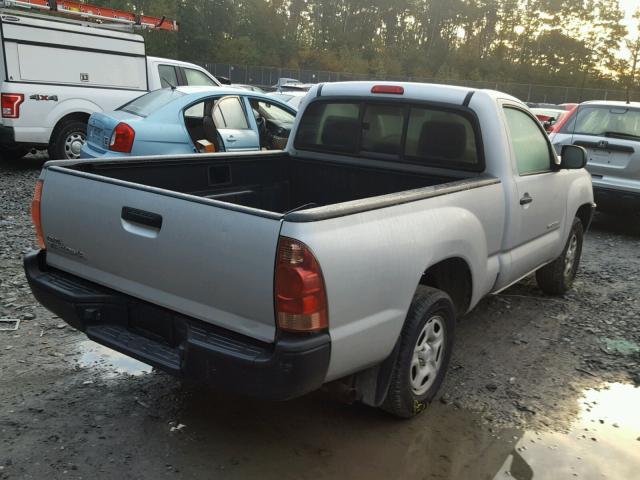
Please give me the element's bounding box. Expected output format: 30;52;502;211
24;250;331;400
593;185;640;211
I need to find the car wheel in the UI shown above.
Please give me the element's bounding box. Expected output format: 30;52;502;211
381;286;456;418
536;217;584;295
49;119;87;160
0;145;30;161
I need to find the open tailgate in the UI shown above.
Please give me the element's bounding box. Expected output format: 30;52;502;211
39;166;282;342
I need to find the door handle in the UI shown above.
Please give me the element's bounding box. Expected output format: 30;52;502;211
226;135;236;142
121;207;163;229
520;193;533;205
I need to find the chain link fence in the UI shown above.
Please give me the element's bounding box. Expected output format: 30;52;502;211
202;62;637;104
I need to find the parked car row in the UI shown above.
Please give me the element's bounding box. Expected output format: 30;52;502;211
81;87;297;158
0;9;224;161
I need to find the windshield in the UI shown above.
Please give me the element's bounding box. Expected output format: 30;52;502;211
567;106;640;138
255;101;294;123
119;89;186;117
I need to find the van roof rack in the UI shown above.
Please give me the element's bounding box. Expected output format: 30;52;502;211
0;0;179;31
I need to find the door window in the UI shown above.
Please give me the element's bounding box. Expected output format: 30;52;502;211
504;107;553;175
158;65;179;88
212;97;249;129
183;68;217;86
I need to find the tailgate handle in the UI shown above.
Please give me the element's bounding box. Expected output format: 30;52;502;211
121;207;163;229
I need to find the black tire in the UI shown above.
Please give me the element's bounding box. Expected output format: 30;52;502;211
48;119;87;160
535;217;584;295
381;286;456;418
0;145;30;161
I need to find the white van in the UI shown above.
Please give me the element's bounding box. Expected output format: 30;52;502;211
0;10;220;160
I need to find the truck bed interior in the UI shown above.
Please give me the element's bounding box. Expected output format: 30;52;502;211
67;153;471;214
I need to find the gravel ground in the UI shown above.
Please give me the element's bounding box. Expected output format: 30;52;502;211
0;156;639;479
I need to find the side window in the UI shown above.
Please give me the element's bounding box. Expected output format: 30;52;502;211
212;97;249;129
184;101;206;118
504;107;553;175
158;65;178;88
183;68;217;87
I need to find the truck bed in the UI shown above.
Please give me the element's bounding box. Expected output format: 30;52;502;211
63;151;473;216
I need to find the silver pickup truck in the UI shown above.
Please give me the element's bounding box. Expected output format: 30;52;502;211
25;82;595;418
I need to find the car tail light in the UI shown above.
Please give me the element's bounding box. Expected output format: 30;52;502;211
31;180;46;250
275;237;328;332
371;85;404;95
1;93;24;118
109;122;135;153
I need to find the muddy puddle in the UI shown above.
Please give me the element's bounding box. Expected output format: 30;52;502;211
74;340;152;377
69;341;640;479
494;383;640;480
161;382;639;479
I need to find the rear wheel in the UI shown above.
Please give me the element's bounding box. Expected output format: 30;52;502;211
48;119;87;160
381;286;455;418
536;217;584;295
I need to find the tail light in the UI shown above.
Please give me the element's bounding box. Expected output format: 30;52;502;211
371;85;404;95
275;237;328;332
1;93;24;118
109;122;135;153
31;180;46;250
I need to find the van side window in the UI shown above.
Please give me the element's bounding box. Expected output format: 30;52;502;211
158;65;178;88
183;68;217;87
504;107;553;175
212;97;249;129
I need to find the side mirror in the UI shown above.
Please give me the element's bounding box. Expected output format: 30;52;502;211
560;144;587;169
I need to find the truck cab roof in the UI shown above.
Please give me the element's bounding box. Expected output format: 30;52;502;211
311;81;523;107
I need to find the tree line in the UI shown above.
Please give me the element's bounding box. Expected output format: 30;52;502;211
89;0;638;91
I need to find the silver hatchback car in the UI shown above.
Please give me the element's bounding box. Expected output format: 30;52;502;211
550;101;640;212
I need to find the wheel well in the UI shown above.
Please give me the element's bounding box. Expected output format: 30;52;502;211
50;112;90;143
575;203;594;231
419;258;472;316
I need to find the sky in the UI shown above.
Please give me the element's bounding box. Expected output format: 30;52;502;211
621;0;638;39
616;0;638;62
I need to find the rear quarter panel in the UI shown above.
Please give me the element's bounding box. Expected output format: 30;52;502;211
281;182;505;381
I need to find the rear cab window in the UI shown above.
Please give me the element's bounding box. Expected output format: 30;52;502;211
294;100;483;171
119;89;185;117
